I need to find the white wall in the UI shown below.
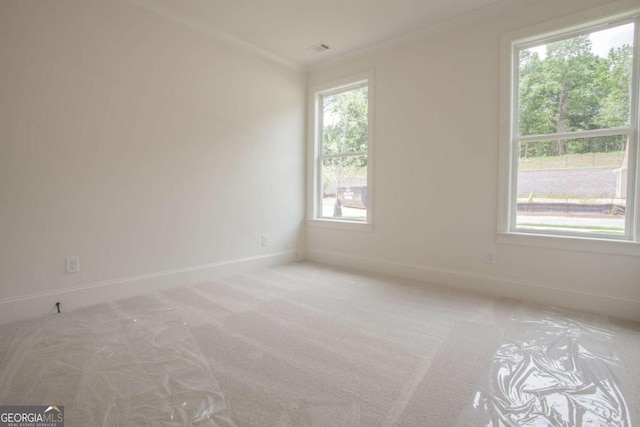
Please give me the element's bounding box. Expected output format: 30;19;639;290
307;0;640;320
0;0;305;319
1;0;638;324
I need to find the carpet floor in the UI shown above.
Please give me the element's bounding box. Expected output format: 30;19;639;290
0;261;638;426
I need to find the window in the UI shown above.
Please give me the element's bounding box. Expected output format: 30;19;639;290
501;12;640;245
312;77;372;225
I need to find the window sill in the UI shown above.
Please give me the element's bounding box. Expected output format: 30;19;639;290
497;232;640;257
306;218;373;232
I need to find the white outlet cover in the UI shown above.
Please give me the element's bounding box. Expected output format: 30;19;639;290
66;256;80;273
485;250;496;264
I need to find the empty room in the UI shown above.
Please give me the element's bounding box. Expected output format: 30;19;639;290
1;0;639;425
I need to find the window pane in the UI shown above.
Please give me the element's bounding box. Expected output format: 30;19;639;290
516;136;628;235
322;86;368;155
321;155;367;221
518;23;634;136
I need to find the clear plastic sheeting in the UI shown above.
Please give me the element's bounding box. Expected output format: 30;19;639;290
0;296;236;426
470;310;633;427
1;263;638;426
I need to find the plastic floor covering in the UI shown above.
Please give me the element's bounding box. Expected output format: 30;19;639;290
0;261;638;426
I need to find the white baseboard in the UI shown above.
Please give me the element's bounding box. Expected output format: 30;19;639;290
307;250;640;322
0;251;298;325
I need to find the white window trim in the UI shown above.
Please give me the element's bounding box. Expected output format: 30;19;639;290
307;72;375;232
497;2;640;256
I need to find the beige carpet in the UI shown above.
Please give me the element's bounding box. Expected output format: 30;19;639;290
0;261;638;426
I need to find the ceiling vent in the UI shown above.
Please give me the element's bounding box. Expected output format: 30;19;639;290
307;43;330;53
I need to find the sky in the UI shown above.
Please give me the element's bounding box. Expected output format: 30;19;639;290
527;22;634;58
591;23;634;57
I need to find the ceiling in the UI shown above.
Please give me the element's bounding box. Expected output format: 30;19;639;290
143;0;503;67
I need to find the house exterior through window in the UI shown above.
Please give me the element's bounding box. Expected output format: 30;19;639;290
313;78;372;225
500;12;640;245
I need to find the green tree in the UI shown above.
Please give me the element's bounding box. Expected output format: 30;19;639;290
599;44;633;128
518;34;632;158
322;86;368;156
518;49;550;157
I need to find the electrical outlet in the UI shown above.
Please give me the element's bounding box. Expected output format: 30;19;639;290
485;250;496;265
261;235;269;246
66;256;80;273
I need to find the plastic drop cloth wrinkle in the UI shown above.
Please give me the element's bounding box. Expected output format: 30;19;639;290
0;298;236;426
471;312;632;427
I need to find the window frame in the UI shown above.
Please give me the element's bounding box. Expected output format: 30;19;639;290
307;73;374;231
498;5;640;256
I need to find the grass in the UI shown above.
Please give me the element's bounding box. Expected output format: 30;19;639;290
519;223;624;233
517;195;619;201
518;151;624;170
